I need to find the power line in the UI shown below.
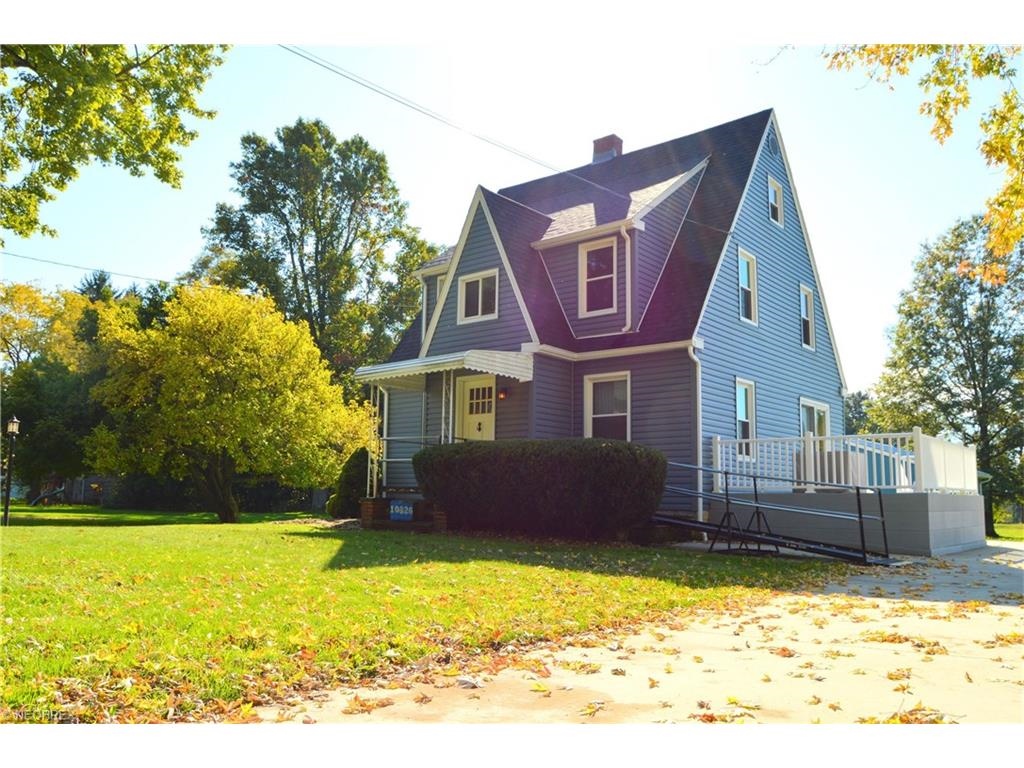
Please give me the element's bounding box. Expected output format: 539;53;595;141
277;45;630;202
1;250;171;285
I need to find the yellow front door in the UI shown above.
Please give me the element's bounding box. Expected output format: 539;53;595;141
456;375;496;441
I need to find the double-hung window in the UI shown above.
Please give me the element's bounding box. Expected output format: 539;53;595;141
457;269;498;324
738;248;758;324
768;176;784;227
584;372;630;441
578;238;617;317
736;379;755;456
800;399;830;437
800;284;815;349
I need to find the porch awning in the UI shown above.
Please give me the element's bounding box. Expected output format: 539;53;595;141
354;350;534;385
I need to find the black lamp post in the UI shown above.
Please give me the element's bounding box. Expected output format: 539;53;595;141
2;415;19;527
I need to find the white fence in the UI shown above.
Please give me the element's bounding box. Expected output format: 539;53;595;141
713;427;978;494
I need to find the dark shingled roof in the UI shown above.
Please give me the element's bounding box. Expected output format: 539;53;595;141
388;109;772;361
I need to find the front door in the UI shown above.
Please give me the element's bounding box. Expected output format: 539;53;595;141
456;375;496;441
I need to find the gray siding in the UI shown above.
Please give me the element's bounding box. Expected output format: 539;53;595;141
635;172;703;326
427;206;532;356
696;121;845;471
383;388;424;488
529;354;573;439
539;234;627;337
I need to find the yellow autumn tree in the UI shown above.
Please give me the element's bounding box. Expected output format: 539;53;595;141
826;45;1023;283
87;284;371;522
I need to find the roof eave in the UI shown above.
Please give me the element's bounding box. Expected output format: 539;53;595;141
531;218;646;250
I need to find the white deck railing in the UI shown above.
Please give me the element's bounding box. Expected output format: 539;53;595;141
713;427;978;494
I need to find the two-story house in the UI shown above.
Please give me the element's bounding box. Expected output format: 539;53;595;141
356;108;847;517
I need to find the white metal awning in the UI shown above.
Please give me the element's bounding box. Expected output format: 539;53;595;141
354;350;534;385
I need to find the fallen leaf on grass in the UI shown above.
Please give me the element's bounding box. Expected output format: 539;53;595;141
413;692;432;705
530;682;551;697
692;656;704;664
807;695;821;705
857;702;956;724
611;668;626;676
578;701;605;718
828;702;842;711
761;674;772;683
887;668;912;681
965;672;973;683
772;647;797;658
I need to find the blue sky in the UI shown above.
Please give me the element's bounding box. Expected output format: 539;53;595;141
1;14;1011;393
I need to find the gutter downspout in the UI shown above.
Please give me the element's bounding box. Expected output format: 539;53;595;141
687;344;704;523
620;224;632;332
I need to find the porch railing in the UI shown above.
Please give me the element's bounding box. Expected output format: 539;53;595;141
712;427;978;494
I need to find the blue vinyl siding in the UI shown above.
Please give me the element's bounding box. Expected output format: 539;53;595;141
696;122;844;470
384;388;424;488
427;206;532;356
571;350;697;512
635;171;704;326
423;274;444;336
530;354;573;439
495;376;530;438
539;234;627;337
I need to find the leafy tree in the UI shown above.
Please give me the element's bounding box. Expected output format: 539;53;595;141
825;45;1023;282
87;284;372;522
868;216;1023;536
0;281;52;369
843;390;881;435
1;44;227;242
2;354;101;492
191;118;435;392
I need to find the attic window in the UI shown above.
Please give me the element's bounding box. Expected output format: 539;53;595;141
457;269;498;324
578;238;617;318
768;176;784;227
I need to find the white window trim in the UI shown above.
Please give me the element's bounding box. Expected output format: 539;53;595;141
799;283;815;350
768;175;784;228
736;377;756;456
457;268;499;325
738;248;758;326
583;370;631;441
799;397;831;437
578;237;618;319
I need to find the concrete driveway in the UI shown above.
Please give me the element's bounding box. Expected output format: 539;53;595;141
259;541;1024;724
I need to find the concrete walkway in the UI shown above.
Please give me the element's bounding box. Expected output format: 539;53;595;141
258;541;1024;724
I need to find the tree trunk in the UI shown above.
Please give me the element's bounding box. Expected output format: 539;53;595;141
188;451;239;523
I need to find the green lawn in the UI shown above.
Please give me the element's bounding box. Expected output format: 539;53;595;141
994;522;1024;541
0;504;844;723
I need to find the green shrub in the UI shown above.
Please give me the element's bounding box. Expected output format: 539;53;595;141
412;439;666;540
326;447;369;519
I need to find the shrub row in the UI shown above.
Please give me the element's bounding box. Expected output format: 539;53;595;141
412;438;666;540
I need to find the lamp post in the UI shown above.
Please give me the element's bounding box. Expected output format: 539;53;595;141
2;415;19;527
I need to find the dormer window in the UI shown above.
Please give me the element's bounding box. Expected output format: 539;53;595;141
578;237;617;317
457;269;498;324
768;176;784;227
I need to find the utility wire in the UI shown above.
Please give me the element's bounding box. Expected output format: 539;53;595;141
278;45;630;202
1;250;171;285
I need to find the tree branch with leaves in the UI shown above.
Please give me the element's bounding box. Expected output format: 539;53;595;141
825;45;1023;282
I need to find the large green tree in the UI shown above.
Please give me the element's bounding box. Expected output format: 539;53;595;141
1;44;227;242
87;284;371;522
869;216;1023;536
190;119;435;392
826;45;1023;281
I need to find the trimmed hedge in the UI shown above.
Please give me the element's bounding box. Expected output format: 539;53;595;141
412;439;666;540
326;447;369;519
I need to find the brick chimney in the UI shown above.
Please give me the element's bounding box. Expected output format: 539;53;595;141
592;134;623;163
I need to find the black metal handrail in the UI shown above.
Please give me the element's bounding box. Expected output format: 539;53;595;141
663;460;890;563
